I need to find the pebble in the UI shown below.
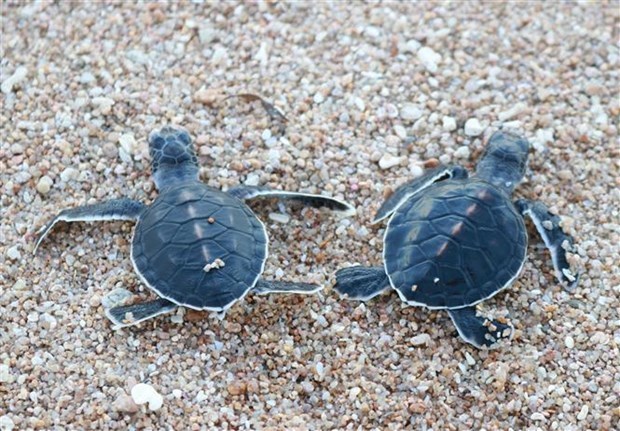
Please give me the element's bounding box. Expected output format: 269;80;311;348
92;97;115;115
531;412;546;421
1;66;27;94
378;154;404;170
349;386;361;400
464;118;484;137
6;246;21;261
113;393;139;413
498;102;527;121
453;146;470;159
313;92;325;104
565;335;575;349
411;164;424;178
400;103;424;121
0;364;11;383
577;405;589;420
0;415;14;431
101;288;134;309
59;167;79;183
268;212;290;224
393;124;407;139
10;143;24;154
36;176;53;195
442;116;457;132
131;383;164;411
417;47;441;73
410;333;431;346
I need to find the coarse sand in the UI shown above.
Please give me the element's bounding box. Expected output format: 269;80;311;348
1;2;618;430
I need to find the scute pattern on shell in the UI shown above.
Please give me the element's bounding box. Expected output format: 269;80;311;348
132;183;267;310
385;179;527;309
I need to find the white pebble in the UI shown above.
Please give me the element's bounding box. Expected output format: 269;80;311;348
313;92;325;104
378;154;404;170
268;212;290;224
92;97;115;115
464;118;484;137
0;415;15;431
195;390;209;402
353;97;365;111
565;335;575;349
1;66;28;94
532;128;554;152
393;124;407;139
410;333;431;346
261;129;272;141
131;383;164;411
244;173;260;186
417;47;441;73
118;134;137;155
442;116;457;132
498;102;527;121
400;103;423;121
464;352;476;366
348;386;361;400
411;164;424;178
172;389;182;399
7;246;21;261
454;146;470;159
101;288;134;309
255;42;269;64
36;176;53;195
576;404;588;420
0;364;11;383
60;167;79;182
530;412;546;421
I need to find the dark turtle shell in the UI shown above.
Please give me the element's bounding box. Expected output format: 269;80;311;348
384;179;527;309
131;183;267;310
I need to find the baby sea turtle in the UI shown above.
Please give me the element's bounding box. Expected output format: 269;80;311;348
335;131;579;348
34;126;355;328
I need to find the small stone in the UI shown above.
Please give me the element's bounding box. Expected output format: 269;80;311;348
0;415;15;431
60;167;79;183
411;165;424;178
227;381;247;395
565;335;575;349
92;97;115;115
194;88;221;106
101;288;134;309
118;134;137;155
102;142;118;159
442;116;457;132
245;173;260;186
453;146;470;159
577;405;589;421
313;92;325;104
400;103;423;121
10;143;24;154
172;389;182;398
255;42;269;63
464;352;476;366
379;154;404;170
348;386;361;400
131;383;164;411
1;66;28;94
584;82;605;96
36;176;53;195
531;412;546;421
113;393;139;413
13;279;27;290
203;258;225;273
464;118;484;137
7;246;21;261
417;47;441;73
393;124;407;139
195;390;209;402
268;212;290;224
498;103;527;121
0;364;11;383
410;333;431;346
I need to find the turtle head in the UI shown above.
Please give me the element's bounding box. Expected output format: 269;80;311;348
149;126;199;190
476;130;530;195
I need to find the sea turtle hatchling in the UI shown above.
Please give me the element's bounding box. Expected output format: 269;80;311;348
334;131;579;348
34;126;355;328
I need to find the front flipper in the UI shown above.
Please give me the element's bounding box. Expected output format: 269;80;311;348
106;298;177;328
34;198;146;254
253;279;322;295
227;185;355;216
515;199;579;289
333;266;391;301
448;307;513;349
373;165;468;223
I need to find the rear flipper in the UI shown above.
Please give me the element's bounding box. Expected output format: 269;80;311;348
515;199;579;289
227;185;355;216
253;279;322;295
106;298;177;328
373;165;468;223
333;266;391;301
448;307;513;349
34;198;146;254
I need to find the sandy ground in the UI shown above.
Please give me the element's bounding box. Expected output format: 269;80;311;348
1;2;619;430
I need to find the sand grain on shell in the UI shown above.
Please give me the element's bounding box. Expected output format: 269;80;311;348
1;2;619;430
